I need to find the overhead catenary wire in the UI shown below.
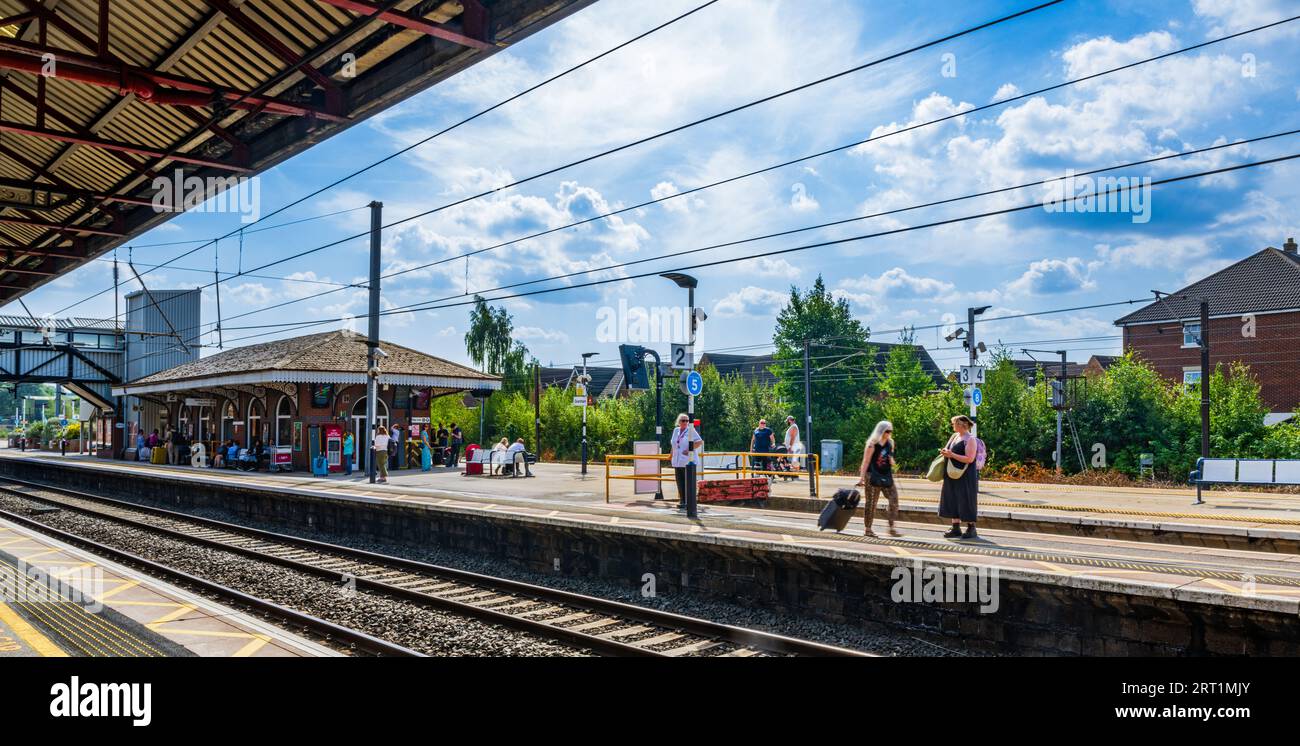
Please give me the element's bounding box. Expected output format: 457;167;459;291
42;0;726;320
185;1;1065;296
180;118;1300;341
213;149;1300;340
174;14;1300;335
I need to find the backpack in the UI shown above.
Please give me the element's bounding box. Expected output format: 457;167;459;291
974;437;987;470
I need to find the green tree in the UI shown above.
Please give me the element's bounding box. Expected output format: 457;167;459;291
771;276;873;439
464;295;527;376
876;329;933;398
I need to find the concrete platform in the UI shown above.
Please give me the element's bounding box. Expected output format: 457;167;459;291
4;451;1300;655
0;516;339;658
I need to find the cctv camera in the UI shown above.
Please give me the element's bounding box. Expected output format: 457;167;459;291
374;347;389;358
693;308;708;323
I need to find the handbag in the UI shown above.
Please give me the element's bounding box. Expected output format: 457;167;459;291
925;454;946;482
943;434;969;479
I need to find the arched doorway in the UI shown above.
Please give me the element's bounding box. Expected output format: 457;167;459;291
275;395;295;447
247;398;265;446
351;396;388;471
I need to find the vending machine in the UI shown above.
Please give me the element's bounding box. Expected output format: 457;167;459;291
323;423;344;473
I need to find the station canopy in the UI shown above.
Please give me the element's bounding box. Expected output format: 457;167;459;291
0;0;594;303
111;329;500;396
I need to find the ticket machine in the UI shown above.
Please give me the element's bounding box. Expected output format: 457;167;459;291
323;423;344;473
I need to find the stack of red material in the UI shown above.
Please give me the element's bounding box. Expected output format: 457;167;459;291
696;478;770;502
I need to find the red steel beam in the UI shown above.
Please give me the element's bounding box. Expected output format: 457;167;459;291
0;214;123;236
313;0;492;49
0;117;252;172
0;76;158;180
0;177;154;208
204;0;344;114
0;43;346;120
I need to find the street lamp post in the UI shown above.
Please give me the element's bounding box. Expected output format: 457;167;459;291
660;272;700;517
579;351;597;476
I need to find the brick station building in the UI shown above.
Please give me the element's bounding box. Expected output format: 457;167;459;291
111;331;500;471
1115;238;1300;423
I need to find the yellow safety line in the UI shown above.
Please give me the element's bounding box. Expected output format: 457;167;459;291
96;579;141;601
233;636;271;657
0;601;67;657
893;493;1300;527
1;556;165;657
147;604;197;625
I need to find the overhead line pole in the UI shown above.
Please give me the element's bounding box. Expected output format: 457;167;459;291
366;201;382;484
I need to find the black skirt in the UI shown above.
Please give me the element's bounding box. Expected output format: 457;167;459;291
938;437;979;522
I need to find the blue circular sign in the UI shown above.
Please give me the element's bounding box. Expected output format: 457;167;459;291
684;370;703;396
971;387;983;407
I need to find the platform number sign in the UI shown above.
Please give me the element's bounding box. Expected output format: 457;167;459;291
671;343;693;370
960;365;986;385
680;370;703;397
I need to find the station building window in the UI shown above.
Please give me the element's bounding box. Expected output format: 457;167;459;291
275;396;294;447
247;399;265;444
220;401;237;443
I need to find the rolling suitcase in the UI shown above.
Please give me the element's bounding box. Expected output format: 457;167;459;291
817;488;861;532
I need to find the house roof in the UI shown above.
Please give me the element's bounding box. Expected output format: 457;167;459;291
113;330;499;395
699;343;947;387
538;365;625;398
0;315;122;333
1008;359;1087;381
1115;245;1300;325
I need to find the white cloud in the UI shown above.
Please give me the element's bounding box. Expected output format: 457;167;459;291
1006;257;1098;296
514;326;570;344
712;286;787;317
1191;0;1298;37
840;267;953;299
991;83;1020;103
1095;236;1216;269
751;257;802;277
790;183;819;212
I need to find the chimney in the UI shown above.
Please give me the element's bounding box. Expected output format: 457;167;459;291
1285;237;1298;254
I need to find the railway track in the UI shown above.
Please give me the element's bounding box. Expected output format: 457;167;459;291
0;477;868;657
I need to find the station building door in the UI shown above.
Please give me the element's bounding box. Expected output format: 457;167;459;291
351;397;388;471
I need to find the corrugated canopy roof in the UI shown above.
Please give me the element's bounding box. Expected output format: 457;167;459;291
0;0;593;302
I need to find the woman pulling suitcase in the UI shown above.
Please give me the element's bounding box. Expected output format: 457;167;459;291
856;420;901;537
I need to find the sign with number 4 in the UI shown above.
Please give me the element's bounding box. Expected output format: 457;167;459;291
960;365;986;385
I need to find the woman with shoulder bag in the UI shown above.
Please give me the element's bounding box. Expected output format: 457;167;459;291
938;414;980;539
857;420;901;537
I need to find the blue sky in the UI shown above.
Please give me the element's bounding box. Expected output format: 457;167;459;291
17;0;1300;374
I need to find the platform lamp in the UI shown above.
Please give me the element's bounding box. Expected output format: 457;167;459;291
660;272;700;515
579;352;597;477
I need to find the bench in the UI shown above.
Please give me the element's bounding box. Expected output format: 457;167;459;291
465;449;530;477
1189;457;1300;504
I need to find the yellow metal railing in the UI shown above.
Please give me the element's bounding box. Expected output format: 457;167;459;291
604;450;820;502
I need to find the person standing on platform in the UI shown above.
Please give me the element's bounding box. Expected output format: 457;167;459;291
449;423;463;468
938;415;981;540
420;428;433;472
342;431;355;476
372;426;391;483
749;419;775;478
670;413;703;509
436;423;450;465
857;420;901;538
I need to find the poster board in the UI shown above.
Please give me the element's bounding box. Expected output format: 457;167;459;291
633;440;661;495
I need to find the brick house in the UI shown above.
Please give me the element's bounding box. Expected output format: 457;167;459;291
1114;238;1300;423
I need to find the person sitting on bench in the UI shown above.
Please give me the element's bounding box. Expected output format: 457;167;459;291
505;438;533;477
